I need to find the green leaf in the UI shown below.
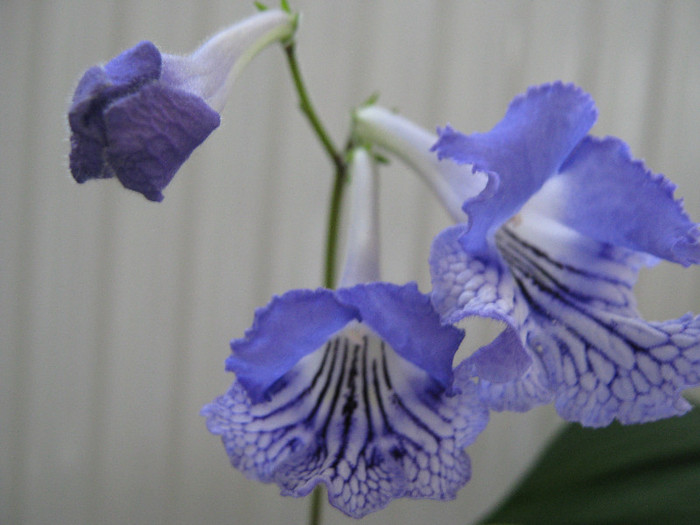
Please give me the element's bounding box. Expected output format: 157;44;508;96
480;405;700;525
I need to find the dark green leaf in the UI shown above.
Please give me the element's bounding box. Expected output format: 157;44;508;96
480;405;700;525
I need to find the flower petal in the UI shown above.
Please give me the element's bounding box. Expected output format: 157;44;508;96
101;40;162;88
553;313;700;426
68;41;163;183
226;289;357;404
430;225;515;326
473;354;553;413
102;83;220;201
203;324;488;519
71;41;161;109
529;136;700;266
465;324;536;384
336;282;464;389
68;128;109;184
493;214;700;425
432;82;597;254
429;224;534;385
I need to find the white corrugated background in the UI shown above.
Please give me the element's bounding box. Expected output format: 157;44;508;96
2;1;700;524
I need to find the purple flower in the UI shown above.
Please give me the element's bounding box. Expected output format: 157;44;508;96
68;10;295;201
201;150;488;518
202;283;488;518
355;84;700;427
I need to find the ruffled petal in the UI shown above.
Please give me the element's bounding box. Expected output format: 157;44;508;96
336;282;464;389
429;225;533;384
226;288;357;404
528;135;700;266
203;323;488;519
492;213;700;425
432;82;597;254
102;83;220;201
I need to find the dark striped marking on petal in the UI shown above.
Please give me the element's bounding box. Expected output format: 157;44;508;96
495;223;700;427
202;322;488;518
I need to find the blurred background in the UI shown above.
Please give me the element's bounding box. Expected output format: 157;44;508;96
2;1;700;523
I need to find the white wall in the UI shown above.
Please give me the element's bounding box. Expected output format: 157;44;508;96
2;1;700;524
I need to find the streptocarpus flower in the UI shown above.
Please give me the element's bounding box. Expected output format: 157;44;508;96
202;150;488;518
68;9;295;201
355;84;700;427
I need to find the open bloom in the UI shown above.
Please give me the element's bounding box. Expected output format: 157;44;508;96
355;83;700;427
202;150;488;518
68;9;295;201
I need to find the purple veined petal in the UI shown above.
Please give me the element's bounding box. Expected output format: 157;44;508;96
528;135;700;266
226;288;357;404
102;83;220;201
551;312;700;427
491;212;700;426
336;282;465;390
429;224;533;385
202;321;489;519
432;82;597;255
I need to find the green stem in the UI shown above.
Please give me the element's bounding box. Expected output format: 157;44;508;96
308;485;324;525
283;41;348;290
283;42;345;173
324;163;346;288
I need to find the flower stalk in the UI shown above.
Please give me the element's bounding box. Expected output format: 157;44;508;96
282;41;349;290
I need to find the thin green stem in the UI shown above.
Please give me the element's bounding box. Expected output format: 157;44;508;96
323;163;346;288
308;485;324;525
283;41;349;290
284;42;345;173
